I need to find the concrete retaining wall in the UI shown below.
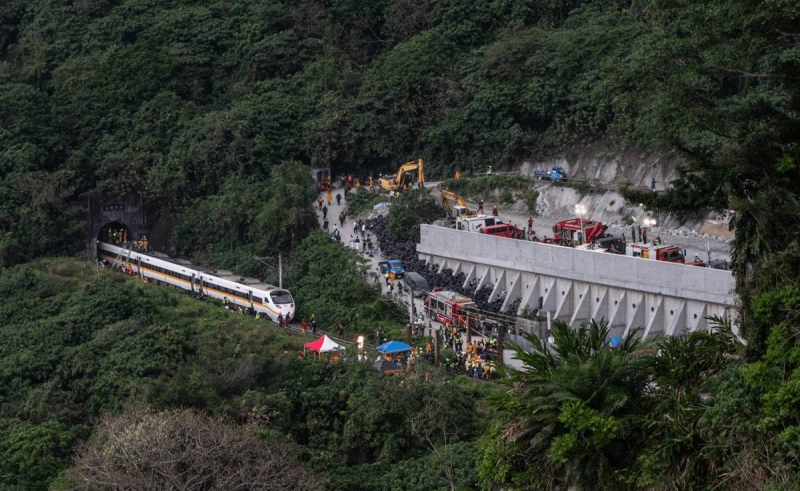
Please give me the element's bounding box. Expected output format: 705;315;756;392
417;225;737;337
417;225;735;306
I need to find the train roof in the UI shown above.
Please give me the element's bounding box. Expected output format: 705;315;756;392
105;244;283;292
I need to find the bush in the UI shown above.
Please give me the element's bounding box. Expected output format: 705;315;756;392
68;408;323;491
346;188;385;217
387;189;440;241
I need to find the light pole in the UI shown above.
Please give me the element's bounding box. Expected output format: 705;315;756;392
574;203;587;245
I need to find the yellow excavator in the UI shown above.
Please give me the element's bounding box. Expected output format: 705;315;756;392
379;159;425;191
440;189;480;220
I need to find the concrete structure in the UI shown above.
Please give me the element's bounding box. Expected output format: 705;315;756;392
310;167;331;184
417;225;736;338
86;193;146;260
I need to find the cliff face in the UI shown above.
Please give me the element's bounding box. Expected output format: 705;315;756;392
518;143;733;239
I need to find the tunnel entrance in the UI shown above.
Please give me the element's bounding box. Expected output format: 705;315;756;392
99;222;131;246
87;193;146;261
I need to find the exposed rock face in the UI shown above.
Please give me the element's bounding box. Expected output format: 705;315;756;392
518;142;733;239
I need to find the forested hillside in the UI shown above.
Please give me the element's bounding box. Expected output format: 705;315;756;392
3;0;796;276
3;0;800;490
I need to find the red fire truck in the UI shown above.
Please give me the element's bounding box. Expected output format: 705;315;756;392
424;290;477;328
552;218;607;244
625;243;685;263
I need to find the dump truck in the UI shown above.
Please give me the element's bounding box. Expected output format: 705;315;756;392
534;165;568;182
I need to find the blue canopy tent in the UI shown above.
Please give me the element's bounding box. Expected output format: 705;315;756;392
376;341;413;354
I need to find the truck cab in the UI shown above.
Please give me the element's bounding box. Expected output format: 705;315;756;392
378;259;405;278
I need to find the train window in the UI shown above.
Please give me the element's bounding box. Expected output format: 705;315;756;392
270;290;293;304
253;297;263;303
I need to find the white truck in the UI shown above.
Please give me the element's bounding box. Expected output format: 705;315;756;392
457;215;503;233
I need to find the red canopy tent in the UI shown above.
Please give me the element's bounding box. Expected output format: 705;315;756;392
303;335;343;353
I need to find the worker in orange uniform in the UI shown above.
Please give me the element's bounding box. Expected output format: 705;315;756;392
326;191;332;206
455;170;461;179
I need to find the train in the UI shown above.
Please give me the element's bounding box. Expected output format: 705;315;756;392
97;241;295;323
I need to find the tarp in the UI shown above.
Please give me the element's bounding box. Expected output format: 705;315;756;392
376;340;412;354
304;335;342;353
609;336;623;348
373;202;390;210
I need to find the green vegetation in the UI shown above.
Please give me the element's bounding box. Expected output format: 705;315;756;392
2;0;800;489
0;259;490;490
290;231;405;332
345;188;385;217
387;188;440;240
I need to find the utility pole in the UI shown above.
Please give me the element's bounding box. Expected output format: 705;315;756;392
255;255;283;288
409;284;415;326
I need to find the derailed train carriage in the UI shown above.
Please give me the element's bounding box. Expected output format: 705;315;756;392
97;241;295;323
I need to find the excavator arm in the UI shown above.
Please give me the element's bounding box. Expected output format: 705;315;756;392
379;159;424;191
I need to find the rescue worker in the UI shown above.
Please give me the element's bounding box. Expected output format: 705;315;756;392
122;230;128;243
322;205;328;219
224;297;229;310
323;219;329;232
326;191;333;206
301;318;307;334
455;170;461;179
142;236;149;252
478;199;484;214
528;216;533;233
112;229;118;243
337;322;345;339
107;229;113;243
336;193;342;206
389;271;396;286
248;301;254;316
318;197;323;210
492;204;498;216
277;313;285;328
310;314;317;333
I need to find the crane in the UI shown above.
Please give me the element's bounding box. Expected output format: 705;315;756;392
379;159;425;191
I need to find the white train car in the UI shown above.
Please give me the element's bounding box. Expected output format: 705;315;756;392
97;242;295;322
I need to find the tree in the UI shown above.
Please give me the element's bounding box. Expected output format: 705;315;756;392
480;319;650;491
69;408;323;491
387;188;440;240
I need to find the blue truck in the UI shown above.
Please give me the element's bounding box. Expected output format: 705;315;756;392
534;165;568;182
378;259;405;278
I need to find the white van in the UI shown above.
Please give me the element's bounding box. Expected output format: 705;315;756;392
457;215;502;233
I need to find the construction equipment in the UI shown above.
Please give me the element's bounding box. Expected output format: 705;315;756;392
379;159;425;191
440;189;477;220
534;165;568;182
